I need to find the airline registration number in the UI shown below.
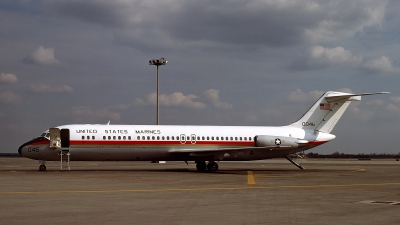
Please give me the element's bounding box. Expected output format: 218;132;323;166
28;147;39;152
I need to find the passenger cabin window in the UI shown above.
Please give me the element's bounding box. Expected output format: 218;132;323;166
103;136;106;140
128;136;131;140
82;136;85;140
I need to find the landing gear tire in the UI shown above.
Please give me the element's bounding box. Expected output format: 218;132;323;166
39;165;47;171
195;161;207;172
207;162;219;172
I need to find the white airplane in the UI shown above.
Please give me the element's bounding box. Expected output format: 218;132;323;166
18;91;388;172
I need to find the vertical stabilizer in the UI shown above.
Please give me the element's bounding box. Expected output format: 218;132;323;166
287;91;389;133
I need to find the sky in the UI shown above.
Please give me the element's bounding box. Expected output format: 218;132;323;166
1;0;399;154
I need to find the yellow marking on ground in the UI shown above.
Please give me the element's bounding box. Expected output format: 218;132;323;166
2;182;400;195
247;171;255;184
259;175;293;178
357;169;366;172
11;171;16;173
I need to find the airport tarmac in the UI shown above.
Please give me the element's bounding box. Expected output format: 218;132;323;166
0;157;399;225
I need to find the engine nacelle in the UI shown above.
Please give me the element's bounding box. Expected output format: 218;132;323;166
254;135;299;148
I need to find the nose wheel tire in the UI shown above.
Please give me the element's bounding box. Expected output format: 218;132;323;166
39;165;46;171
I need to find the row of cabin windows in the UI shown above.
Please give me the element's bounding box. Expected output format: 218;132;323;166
82;135;253;141
81;136;132;140
136;136;254;141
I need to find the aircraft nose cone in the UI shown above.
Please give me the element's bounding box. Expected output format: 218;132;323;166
18;144;24;156
18;136;46;157
18;143;28;156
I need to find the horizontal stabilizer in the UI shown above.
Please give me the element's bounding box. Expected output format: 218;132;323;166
325;92;390;102
289;91;389;133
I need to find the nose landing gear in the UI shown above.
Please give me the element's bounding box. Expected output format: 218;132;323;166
38;160;46;171
195;161;219;172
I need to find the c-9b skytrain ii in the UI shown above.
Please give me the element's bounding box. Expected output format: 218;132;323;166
18;91;388;172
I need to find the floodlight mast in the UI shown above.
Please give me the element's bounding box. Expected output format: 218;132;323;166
149;58;167;125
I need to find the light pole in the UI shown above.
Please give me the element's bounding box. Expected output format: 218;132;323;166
149;57;167;125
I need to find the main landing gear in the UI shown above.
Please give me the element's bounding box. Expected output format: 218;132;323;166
195;161;219;172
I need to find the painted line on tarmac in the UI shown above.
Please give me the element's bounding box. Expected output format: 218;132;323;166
247;171;255;184
2;182;400;195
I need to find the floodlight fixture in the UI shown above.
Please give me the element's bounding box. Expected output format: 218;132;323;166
149;57;167;125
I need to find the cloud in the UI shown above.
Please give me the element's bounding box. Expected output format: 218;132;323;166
29;84;74;93
336;88;354;93
0;73;18;84
23;46;62;66
0;91;21;105
47;0;389;51
290;46;363;70
309;46;362;67
361;56;400;74
366;99;386;106
203;89;232;109
68;106;121;122
135;92;206;109
302;1;388;43
135;89;232;109
287;89;324;102
390;96;400;104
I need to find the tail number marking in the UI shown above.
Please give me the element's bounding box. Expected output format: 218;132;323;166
302;122;315;127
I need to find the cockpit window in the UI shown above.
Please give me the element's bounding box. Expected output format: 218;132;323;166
40;132;50;139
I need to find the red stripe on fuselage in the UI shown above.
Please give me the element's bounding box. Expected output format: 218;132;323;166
69;140;254;146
